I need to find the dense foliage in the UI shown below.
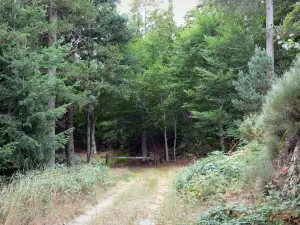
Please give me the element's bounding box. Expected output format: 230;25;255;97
0;0;299;172
1;0;300;224
175;151;245;200
0;163;113;224
259;58;300;154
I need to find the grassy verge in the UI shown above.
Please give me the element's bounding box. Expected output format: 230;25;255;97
0;163;114;225
159;150;300;224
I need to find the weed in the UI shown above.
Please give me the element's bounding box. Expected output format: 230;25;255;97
0;163;114;225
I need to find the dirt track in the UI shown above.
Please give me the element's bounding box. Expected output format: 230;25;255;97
70;165;181;225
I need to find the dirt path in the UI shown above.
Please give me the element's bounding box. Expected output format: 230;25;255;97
70;166;177;225
139;177;169;225
70;180;134;225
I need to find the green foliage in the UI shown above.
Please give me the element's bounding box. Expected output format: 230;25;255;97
233;47;273;114
175;151;245;200
258;57;300;154
0;48;70;170
0;0;132;169
242;148;274;188
196;196;300;225
238;114;261;143
283;2;300;36
0;163;113;224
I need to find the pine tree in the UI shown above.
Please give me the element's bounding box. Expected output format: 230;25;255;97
232;47;273;114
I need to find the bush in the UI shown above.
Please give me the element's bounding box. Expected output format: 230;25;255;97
238;114;261;143
196;196;300;224
242;148;274;189
258;57;300;154
175;151;246;200
0;163;114;225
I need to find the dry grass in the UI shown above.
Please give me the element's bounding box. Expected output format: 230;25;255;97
0;164;114;225
156;188;203;225
89;167;172;225
156;184;263;225
156;164;263;225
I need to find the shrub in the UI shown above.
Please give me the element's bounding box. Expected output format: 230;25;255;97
0;163;114;225
238;114;261;143
196;196;300;224
175;151;246;200
242;148;274;189
258;57;300;154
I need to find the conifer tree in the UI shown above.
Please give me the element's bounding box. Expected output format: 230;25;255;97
233;47;273;114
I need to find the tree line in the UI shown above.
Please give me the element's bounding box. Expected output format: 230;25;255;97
1;0;299;172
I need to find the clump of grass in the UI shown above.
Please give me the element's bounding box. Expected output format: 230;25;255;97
0;163;114;225
242;148;274;190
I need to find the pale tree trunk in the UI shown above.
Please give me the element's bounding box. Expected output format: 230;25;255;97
173;115;177;161
66;105;75;166
266;0;274;76
48;0;57;167
168;0;173;11
87;111;92;164
91;112;97;155
219;120;225;151
144;7;147;34
164;112;169;162
142;130;147;162
137;11;140;36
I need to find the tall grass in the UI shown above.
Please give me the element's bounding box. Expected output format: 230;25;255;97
0;163;114;225
242;148;274;189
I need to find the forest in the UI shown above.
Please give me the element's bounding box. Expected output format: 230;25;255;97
0;0;300;224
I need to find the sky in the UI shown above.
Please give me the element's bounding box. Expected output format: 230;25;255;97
117;0;199;25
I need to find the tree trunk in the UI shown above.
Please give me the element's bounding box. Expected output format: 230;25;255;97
66;105;75;166
219;120;225;151
168;0;173;12
164;112;169;162
87;111;92;164
142;130;147;162
48;0;57;167
91;111;97;155
137;11;140;36
173;115;177;161
266;0;274;76
144;7;147;34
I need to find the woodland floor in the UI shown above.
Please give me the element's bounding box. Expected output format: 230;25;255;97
69;162;189;225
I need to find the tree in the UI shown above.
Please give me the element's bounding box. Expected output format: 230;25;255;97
129;0;161;36
266;0;275;75
233;47;273;114
47;0;58;167
0;0;71;170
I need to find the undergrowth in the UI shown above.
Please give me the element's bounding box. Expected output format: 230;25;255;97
196;194;300;225
0;163;114;225
174;151;247;201
175;149;299;224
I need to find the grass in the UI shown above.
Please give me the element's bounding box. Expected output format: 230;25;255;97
156;183;202;224
158;149;300;225
156;170;257;225
89;167;172;225
153;150;258;224
0;163;114;225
